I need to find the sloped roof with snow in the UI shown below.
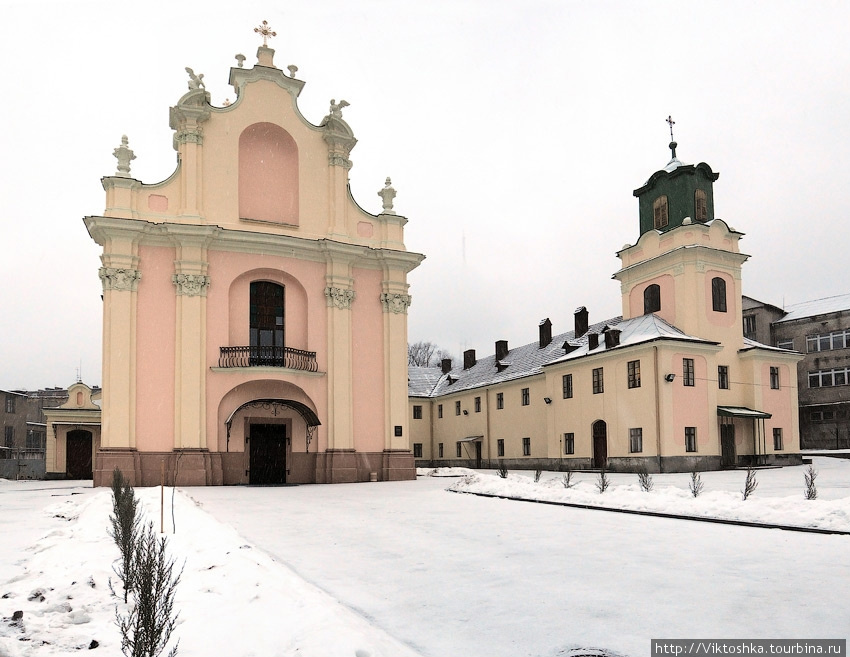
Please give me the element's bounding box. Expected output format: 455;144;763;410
775;293;850;323
409;314;714;398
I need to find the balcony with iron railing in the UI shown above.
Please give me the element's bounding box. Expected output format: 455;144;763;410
218;346;318;372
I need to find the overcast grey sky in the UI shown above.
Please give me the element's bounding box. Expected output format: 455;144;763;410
2;0;849;390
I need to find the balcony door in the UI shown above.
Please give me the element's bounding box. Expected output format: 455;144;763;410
250;281;284;365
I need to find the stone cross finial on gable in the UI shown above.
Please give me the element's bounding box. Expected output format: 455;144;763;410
254;20;276;47
378;177;396;214
113;135;136;177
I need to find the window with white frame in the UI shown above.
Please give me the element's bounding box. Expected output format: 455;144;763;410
4;395;15;414
807;329;850;353
743;315;757;338
776;339;794;350
809;367;850;388
629;428;643;453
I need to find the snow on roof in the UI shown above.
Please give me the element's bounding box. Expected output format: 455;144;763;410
776;293;850;323
408;366;444;397
664;156;686;172
409;314;713;398
740;336;800;354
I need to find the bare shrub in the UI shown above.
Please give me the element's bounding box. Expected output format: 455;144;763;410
116;523;183;657
497;461;508;478
689;470;704;498
637;466;654;492
804;464;818;500
741;467;759;500
533;468;542;483
561;471;575;489
596;467;610;494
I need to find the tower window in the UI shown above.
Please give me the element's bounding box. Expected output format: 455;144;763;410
683;358;695;386
711;277;727;313
644;284;661;314
694;189;708;222
653;195;669;229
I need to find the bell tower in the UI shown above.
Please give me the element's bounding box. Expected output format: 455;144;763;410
633;116;720;236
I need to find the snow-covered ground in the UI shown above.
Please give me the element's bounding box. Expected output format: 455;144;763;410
1;458;848;656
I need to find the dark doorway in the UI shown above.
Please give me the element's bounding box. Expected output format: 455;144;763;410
249;424;287;484
475;441;482;469
66;430;93;479
592;420;607;469
720;423;736;467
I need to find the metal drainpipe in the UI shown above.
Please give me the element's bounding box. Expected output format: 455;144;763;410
654;346;663;472
485;388;491;468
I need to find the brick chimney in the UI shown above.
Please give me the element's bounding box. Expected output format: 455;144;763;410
441;358;452;374
495;340;509;361
539;318;552;348
463;349;477;369
574;306;588;338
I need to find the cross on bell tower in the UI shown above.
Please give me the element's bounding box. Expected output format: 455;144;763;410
666;115;677;159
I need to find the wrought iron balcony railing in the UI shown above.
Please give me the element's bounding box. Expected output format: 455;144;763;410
218;346;318;372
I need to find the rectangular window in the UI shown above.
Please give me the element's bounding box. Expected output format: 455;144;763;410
413;443;423;458
811;410;835;422
26;430;45;451
4;426;13;448
474;396;481;413
743;315;757;338
807;329;850;353
497;439;504;457
413;405;422;420
627;360;641;389
521;388;530;406
776;339;794;350
496;392;504;410
522;437;531;456
562;374;573;399
592;367;604;394
773;428;783;451
808;367;850;388
456;442;462;458
438;443;444;458
718;365;729;390
770;366;780;390
455;400;461;416
683;358;695;386
438;404;443;419
5;395;15;414
629;428;643;453
564;433;574;455
685;427;697;452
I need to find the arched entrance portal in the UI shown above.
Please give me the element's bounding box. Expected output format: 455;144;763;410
225;399;321;485
66;429;93;479
592;420;607;469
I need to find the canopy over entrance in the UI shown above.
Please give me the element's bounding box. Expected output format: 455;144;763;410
225;398;321;451
717;406;772;419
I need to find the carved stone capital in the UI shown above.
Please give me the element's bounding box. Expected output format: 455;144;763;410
175;129;204;145
172;273;210;297
325;286;355;309
99;267;141;291
380;292;412;314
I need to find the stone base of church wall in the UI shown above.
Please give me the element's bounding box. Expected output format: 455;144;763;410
94;448;415;486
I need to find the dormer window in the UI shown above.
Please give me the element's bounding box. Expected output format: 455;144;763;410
694;189;708;222
712;277;727;312
643;284;661;314
653;195;669;229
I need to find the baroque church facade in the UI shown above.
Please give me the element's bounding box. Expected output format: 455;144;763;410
410;141;803;472
54;30;424;486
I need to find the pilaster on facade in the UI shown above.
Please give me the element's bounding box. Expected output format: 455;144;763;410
169;88;211;220
102;175;142;218
381;281;411;450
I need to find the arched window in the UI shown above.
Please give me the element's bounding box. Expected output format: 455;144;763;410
653;195;669;229
644;283;661;314
712;277;727;312
694;189;707;222
250;282;285;365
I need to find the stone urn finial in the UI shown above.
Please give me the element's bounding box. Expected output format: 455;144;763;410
378;177;396;214
113;135;136;177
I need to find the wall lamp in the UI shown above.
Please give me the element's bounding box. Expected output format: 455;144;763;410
463;410;469;415
544;397;552;404
664;373;676;382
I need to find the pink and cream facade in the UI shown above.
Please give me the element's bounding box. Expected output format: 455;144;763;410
82;43;423;486
410;144;802;472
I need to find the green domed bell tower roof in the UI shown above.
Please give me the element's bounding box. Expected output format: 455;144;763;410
633;117;719;236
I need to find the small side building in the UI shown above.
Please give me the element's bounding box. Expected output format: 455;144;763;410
44;382;102;480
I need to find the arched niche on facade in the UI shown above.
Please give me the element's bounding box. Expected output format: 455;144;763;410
238;122;299;225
